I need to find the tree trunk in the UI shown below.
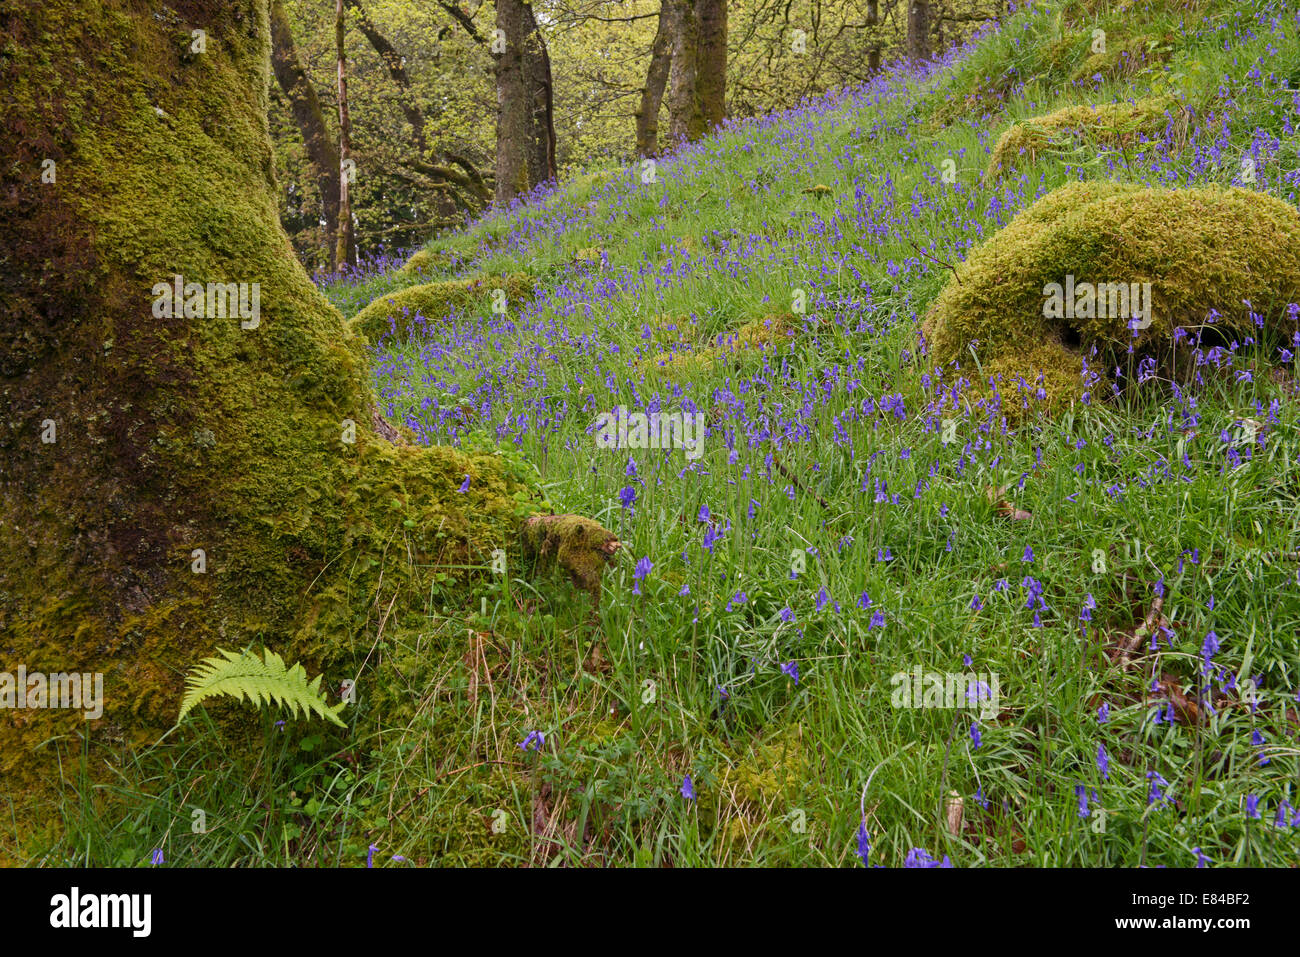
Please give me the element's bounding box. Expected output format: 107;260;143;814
908;0;931;61
270;0;340;272
867;0;882;75
696;0;726;133
667;0;702;143
668;0;725;144
493;0;556;206
0;0;595;792
635;1;675;158
344;0;427;159
335;0;357;269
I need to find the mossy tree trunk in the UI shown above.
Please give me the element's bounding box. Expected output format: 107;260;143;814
334;0;357;269
0;0;606;790
667;0;701;142
907;0;931;61
667;0;725;144
493;0;556;206
696;0;726;133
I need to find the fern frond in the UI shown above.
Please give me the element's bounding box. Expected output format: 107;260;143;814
177;647;348;728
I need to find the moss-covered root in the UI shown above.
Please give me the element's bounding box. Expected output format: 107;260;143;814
349;272;535;343
520;515;621;600
983;98;1186;183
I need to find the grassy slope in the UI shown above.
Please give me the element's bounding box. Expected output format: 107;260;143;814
38;0;1300;867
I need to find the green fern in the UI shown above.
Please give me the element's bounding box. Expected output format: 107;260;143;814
177;647;347;728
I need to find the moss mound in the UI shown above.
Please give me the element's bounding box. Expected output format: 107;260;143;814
349;273;535;343
640;313;795;374
922;181;1300;406
984;97;1187;182
1071;34;1174;83
397;247;453;279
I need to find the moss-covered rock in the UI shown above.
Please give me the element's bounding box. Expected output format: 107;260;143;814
520;514;621;601
349;273;536;342
640;313;795;375
984;97;1186;182
922;181;1300;407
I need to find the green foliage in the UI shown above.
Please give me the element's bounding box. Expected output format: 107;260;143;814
178;648;348;728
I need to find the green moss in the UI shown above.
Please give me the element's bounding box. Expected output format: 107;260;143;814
702;728;807;845
922;181;1300;408
348;272;536;343
984;97;1185;182
1071;34;1174;83
520;514;621;600
397;247;456;279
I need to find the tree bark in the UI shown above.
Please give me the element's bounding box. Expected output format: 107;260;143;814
0;0;598;790
635;1;675;157
270;0;340;271
908;0;931;61
667;0;702;143
335;0;357;269
696;0;726;132
668;0;726;144
493;0;556;206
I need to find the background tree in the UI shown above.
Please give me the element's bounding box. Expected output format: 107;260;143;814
908;0;931;61
494;0;558;205
271;0;340;271
336;0;358;268
266;0;1002;264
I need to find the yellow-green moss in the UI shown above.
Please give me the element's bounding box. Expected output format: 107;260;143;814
702;727;807;845
1071;34;1173;83
397;247;453;279
922;181;1300;408
349;273;536;342
640;313;796;374
984;97;1186;182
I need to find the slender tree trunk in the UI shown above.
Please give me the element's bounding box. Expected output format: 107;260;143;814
635;1;675;157
0;0;594;794
494;0;556;206
867;0;882;74
344;0;427;158
908;0;931;61
270;0;339;271
335;0;356;269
